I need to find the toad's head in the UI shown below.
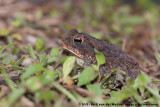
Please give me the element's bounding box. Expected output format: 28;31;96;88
61;29;97;68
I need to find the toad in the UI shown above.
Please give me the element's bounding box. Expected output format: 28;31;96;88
62;29;141;81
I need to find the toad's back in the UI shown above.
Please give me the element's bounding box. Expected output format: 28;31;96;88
62;29;140;79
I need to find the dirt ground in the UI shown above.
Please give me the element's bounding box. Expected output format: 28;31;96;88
0;0;160;106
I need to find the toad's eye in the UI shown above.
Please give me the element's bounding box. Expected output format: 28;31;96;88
73;37;83;44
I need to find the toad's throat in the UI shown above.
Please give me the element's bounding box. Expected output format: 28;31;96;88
63;46;89;68
63;46;84;59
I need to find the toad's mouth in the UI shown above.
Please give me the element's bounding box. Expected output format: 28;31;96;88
63;46;84;59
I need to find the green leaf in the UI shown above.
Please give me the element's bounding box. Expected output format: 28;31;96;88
21;64;44;80
40;70;55;85
92;32;103;39
134;93;143;104
55;70;62;79
35;38;44;51
28;44;37;59
0;46;2;51
2;54;11;64
55;56;68;68
124;26;133;34
47;57;58;64
147;86;160;100
86;83;103;96
15;55;26;65
0;29;9;36
7;36;13;44
0;43;14;54
78;67;98;86
95;49;105;66
107;37;122;44
39;89;58;101
11;65;23;70
77;22;84;31
50;47;59;57
63;56;75;78
106;87;137;103
155;51;160;64
0;68;16;91
2;54;16;64
103;0;116;7
25;77;42;92
134;71;152;88
91;20;99;27
12;33;22;41
12;15;24;27
0;46;2;56
36;10;43;19
8;88;25;105
39;54;48;66
63;22;74;30
50;9;58;17
120;15;144;25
